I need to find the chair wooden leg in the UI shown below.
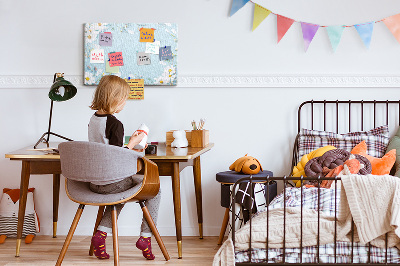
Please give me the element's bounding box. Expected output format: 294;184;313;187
111;205;119;266
218;208;230;245
139;201;170;261
56;204;85;266
89;206;105;256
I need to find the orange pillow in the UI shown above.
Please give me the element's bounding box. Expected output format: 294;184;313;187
351;140;396;175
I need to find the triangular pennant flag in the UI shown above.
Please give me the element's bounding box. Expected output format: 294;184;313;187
252;4;271;31
326;25;345;52
301;22;319;52
354;22;374;49
277;15;295;43
383;14;400;44
230;0;250;17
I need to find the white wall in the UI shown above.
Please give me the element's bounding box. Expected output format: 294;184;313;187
1;0;400;236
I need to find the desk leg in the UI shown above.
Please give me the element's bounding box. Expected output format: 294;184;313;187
53;174;60;238
16;161;31;257
171;162;182;259
193;157;203;239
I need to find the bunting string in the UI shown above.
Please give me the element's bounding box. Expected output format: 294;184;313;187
230;0;400;52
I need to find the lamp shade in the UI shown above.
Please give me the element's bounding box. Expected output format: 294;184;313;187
48;76;77;102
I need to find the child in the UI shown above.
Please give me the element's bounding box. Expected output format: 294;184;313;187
88;75;161;260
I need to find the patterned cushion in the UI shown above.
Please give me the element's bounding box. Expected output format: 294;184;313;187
296;125;390;164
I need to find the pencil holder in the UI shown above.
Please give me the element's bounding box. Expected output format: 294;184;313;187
191;130;209;148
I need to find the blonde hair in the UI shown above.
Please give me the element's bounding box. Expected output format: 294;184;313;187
90;75;130;114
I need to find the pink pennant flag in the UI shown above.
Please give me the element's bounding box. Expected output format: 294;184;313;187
301;22;320;52
277;15;295;43
383;14;400;44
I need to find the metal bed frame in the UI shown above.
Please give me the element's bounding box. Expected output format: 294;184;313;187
232;100;400;265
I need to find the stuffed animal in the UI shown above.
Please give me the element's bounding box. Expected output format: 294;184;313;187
171;130;188;148
230;154;263;175
0;188;39;244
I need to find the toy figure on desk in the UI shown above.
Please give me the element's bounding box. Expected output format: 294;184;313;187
171;130;188;148
0;188;39;244
88;75;161;260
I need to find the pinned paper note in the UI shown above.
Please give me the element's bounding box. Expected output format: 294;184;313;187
139;28;155;42
125;78;144;100
90;49;104;63
159;46;173;60
105;62;120;73
99;32;112;46
145;41;161;54
137;52;151;65
108;52;124;67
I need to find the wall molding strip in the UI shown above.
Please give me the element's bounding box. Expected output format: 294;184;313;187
0;75;399;88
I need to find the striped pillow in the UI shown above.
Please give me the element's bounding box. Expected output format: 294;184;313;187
296;125;390;164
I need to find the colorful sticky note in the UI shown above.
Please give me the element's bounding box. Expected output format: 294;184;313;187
125;78;144;100
139;28;155;42
90;49;104;63
105;62;120;73
137;52;151;65
108;52;124;67
145;41;161;54
159;46;173;61
99;32;112;46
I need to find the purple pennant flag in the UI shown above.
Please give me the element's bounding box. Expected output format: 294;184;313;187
301;22;320;52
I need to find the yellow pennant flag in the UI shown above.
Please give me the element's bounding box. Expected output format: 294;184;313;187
252;4;271;31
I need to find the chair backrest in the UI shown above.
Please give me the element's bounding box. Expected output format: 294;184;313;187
59;141;142;183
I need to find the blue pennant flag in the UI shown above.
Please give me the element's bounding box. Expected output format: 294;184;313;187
326;26;345;53
354;22;374;49
230;0;250;17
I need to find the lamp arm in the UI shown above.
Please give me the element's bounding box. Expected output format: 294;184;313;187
46;100;54;143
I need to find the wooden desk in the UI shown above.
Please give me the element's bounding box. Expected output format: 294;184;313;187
5;142;214;259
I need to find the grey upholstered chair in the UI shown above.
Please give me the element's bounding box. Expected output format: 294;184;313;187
55;141;169;266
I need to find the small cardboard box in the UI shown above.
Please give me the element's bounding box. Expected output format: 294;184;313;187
191;130;209;148
166;130;192;146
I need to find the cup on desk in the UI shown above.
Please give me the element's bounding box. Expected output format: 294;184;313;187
190;130;209;148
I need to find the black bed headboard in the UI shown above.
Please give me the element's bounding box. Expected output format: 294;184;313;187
292;100;400;169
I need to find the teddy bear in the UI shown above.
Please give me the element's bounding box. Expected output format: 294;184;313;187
171;130;188;148
230;154;263;175
0;188;39;244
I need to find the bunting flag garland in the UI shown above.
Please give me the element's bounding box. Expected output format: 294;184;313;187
354;22;374;49
230;0;250;17
253;4;271;31
326;26;345;52
301;22;319;52
229;0;400;52
277;15;295;43
383;14;400;44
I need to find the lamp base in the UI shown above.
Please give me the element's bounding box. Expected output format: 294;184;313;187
33;132;73;149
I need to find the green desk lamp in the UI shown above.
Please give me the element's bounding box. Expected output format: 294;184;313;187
34;73;77;149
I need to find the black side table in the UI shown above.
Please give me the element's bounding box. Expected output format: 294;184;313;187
216;170;276;245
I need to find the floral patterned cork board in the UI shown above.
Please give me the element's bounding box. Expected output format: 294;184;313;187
84;23;178;86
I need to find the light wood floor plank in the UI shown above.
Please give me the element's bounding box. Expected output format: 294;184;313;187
0;236;222;265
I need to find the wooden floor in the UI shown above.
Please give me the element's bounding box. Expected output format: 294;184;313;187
0;235;223;265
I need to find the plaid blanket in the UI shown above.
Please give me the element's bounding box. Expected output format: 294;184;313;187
235;186;400;263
